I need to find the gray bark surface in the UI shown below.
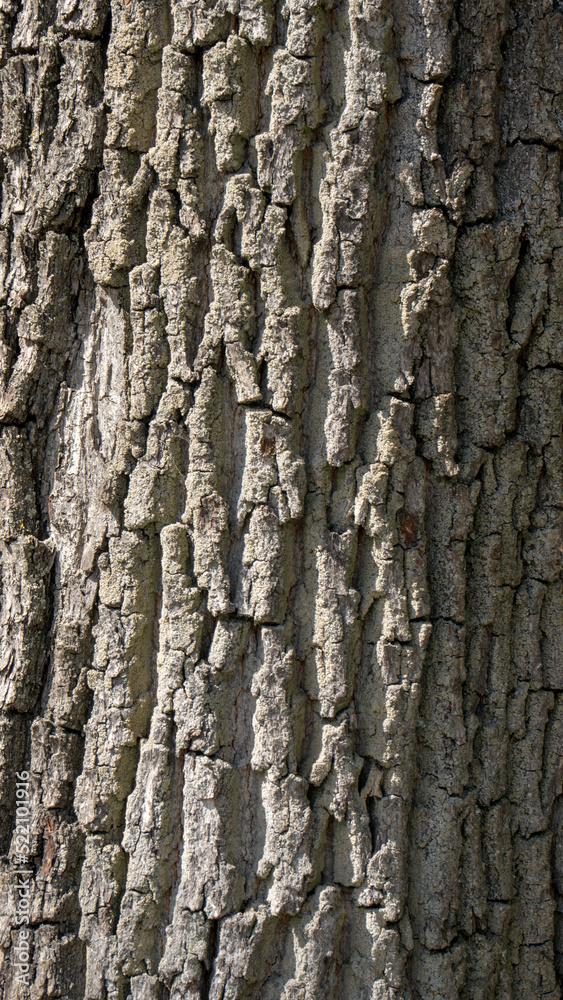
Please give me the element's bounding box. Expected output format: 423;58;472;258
0;0;562;997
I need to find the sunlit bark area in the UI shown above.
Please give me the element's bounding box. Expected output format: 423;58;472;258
0;0;562;997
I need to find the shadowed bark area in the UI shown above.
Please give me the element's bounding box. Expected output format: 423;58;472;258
0;0;562;998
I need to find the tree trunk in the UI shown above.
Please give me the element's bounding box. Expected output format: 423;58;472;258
0;0;562;997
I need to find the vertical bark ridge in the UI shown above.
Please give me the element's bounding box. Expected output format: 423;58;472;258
0;0;561;998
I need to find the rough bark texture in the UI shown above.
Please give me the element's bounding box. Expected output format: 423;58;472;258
0;0;562;997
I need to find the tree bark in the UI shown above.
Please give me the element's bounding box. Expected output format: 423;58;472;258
0;0;562;997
